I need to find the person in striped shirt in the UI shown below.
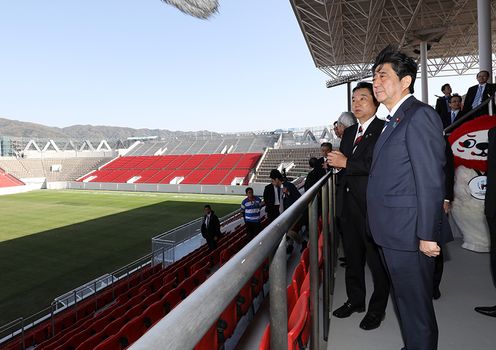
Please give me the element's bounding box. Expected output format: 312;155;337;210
241;187;263;239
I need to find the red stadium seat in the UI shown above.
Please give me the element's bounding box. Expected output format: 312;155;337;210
287;285;297;316
155;279;176;299
190;256;212;275
259;291;310;350
194;323;218;350
251;266;265;297
300;247;309;275
161;288;182;314
217;299;237;344
236;281;253;318
96;289;115;309
258;324;270;350
219;248;234;266
288;291;310;350
177;276;196;300
141;300;165;328
292;263;305;298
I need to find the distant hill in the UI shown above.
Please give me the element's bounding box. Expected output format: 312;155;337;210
0;117;221;140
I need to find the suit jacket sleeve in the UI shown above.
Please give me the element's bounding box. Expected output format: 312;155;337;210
435;97;444;115
444;139;455;201
406;106;446;241
263;185;272;206
486;127;496;218
462;86;476;113
346;148;374;176
212;214;221;236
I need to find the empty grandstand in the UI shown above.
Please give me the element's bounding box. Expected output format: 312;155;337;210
125;133;278;156
78;153;261;186
0;157;113;183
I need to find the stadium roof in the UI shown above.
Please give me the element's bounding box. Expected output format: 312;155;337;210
290;0;496;87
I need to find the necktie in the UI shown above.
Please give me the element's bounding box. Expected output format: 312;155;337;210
353;125;363;152
472;85;484;109
445;96;450;113
381;115;392;133
451;111;456;123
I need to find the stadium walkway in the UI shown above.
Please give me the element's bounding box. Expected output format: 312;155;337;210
327;238;496;350
236;238;496;350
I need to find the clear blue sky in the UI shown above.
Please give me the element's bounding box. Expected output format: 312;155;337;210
0;1;477;133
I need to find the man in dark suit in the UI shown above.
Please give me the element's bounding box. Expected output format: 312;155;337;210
201;205;222;250
462;70;496;118
317;142;332;173
449;94;465;125
435;83;452;128
327;82;389;330
263;169;283;224
368;46;452;350
475;127;496;317
304;157;325;192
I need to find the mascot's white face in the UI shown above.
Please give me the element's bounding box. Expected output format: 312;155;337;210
451;130;489;162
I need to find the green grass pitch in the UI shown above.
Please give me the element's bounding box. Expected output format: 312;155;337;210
0;190;243;326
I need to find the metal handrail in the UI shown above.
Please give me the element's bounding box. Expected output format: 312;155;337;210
130;171;333;350
444;91;496;135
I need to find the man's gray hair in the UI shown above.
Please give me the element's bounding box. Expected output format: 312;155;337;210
337;111;357;128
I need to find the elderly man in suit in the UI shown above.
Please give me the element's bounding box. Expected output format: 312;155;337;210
368;45;452;350
475;127;496;317
327;82;390;330
462;70;496;118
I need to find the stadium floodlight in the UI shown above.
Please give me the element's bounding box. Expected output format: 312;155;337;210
161;0;219;19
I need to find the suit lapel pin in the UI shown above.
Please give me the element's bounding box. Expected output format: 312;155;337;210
393;117;401;128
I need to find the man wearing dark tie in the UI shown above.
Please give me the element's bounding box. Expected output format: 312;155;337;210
327;82;389;330
435;83;452;128
475;127;496;317
367;46;452;350
462;70;496;118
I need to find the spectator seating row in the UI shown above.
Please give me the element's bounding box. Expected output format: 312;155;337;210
0;157;113;181
87;228;268;350
3;222;265;350
258;246;313;350
125;135;278;156
79;153;262;185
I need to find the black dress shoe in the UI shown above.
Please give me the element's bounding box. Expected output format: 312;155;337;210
332;301;365;318
359;312;385;330
474;305;496;317
433;288;441;300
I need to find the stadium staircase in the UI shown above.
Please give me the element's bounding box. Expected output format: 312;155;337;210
253;148;321;183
